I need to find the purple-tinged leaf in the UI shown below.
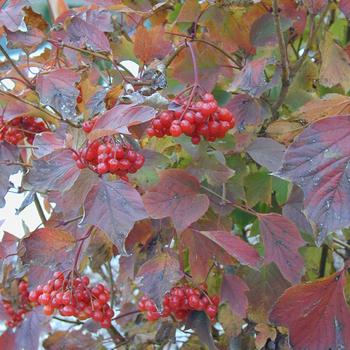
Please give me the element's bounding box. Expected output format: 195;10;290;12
15;309;50;350
81;178;148;255
65;16;111;53
33;125;67;158
230;58;280;97
340;0;350;18
0;0;28;32
282;186;314;235
6;27;45;50
226;94;269;131
278;115;350;244
250;13;291;47
221;272;249;318
88;104;156;141
185;311;217;350
258;213;305;283
247;137;285;172
50;169;99;219
136;250;184;306
82;9;113;32
143;169;209;233
0;142;20;208
25;149;80;193
303;0;328;14
36;69;80;120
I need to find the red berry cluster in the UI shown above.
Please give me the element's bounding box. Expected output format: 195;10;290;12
29;272;114;328
2;280;31;328
72;139;145;176
81;116;98;133
0;116;48;145
146;93;235;144
138;285;220;322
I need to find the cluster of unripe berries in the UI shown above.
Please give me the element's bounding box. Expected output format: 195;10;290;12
2;280;31;328
138;285;220;322
28;272;114;328
0;116;48;145
72;139;145;176
146;93;235;144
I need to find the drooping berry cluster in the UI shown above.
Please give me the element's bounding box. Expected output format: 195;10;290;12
138;285;220;322
2;280;32;328
0;116;48;145
146;93;235;144
81;116;98;133
29;272;114;328
72;138;145;176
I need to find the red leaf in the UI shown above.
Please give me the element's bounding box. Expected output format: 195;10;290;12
0;330;15;350
258;213;305;283
278;115;350;244
25;149;80;193
21;227;76;270
81;178;148;255
0;232;17;259
65;16;111;53
134;25;172;64
270;270;350;350
136;250;184;306
226;94;269;130
0;142;20;208
198;230;261;268
88;104;156;141
340;0;350;18
143;169;209;233
221;272;249;318
0;0;28;32
36;68;80;120
247;137;286;172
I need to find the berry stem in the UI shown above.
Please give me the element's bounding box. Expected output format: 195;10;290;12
73;227;93;273
112;310;140;321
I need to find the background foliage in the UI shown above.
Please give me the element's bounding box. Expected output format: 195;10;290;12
0;0;350;349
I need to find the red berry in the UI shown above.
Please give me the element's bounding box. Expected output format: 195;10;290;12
169;123;182;137
206;304;218;318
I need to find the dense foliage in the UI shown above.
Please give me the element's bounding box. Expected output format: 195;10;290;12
0;0;350;349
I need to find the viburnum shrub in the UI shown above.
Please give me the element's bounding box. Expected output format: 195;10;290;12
1;0;350;349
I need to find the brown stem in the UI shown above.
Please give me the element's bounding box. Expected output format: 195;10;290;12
333;237;350;250
319;244;328;278
34;193;47;225
113;310;140;321
271;0;290;119
200;184;257;216
73;227;93;273
0;44;34;89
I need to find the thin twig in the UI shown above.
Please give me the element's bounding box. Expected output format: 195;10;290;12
106;261;115;309
319;244;328;278
53;316;82;325
271;0;290;119
333;237;350;251
113;310;140;321
0;44;34;89
34;193;47;224
200;184;257;216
